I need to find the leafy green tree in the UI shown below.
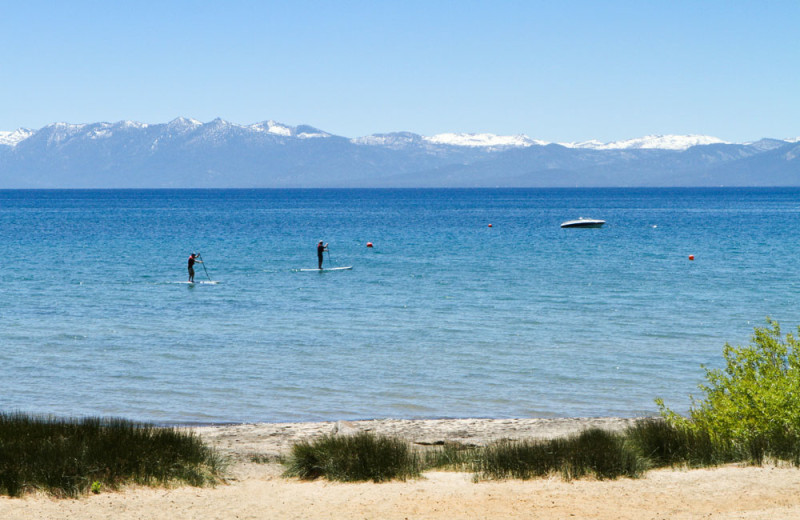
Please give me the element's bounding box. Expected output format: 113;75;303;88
657;319;800;451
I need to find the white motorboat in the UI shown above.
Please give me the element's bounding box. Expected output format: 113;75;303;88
560;218;605;228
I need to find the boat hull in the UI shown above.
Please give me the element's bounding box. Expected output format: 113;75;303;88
561;219;605;228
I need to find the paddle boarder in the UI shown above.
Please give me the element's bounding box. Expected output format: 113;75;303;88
188;253;203;282
317;241;328;269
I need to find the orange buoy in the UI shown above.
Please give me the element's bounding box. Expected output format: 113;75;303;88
366;242;373;248
688;255;694;261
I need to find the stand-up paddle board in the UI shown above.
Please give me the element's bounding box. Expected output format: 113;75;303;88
173;280;221;285
295;266;353;272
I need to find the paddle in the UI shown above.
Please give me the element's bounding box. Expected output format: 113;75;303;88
196;252;213;281
326;247;333;268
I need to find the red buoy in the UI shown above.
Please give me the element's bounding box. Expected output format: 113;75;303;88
488;224;492;228
688;255;694;261
366;242;373;248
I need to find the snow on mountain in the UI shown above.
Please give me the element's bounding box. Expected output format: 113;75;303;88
742;138;791;152
2;118;794;154
166;117;203;134
0;121;152;146
116;120;149;130
352;132;427;148
352;135;394;146
1;118;798;188
352;131;541;150
561;139;604;149
248;120;330;139
297;130;330;139
423;132;546;148
205;117;233;129
0;128;34;146
89;125;113;140
149;118;203;150
562;135;728;151
268;122;292;136
388;132;733;151
250;120;293;136
42;122;90;145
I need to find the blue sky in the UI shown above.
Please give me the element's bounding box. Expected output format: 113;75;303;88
1;1;797;142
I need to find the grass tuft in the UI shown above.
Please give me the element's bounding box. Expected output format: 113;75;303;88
283;432;421;482
422;442;481;471
0;412;223;497
625;418;730;468
477;428;646;481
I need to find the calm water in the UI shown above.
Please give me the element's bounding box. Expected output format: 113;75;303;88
1;188;799;423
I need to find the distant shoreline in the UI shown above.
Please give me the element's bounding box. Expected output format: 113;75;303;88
2;186;800;191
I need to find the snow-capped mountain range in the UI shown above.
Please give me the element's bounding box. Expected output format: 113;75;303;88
0;120;773;150
406;132;732;151
0;118;798;188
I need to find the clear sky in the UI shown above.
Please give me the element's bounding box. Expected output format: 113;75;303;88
1;0;797;142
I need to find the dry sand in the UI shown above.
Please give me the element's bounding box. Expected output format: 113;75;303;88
2;417;800;519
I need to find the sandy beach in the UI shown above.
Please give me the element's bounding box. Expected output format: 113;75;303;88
2;417;800;519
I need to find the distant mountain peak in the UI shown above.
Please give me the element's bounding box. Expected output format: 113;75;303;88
167;117;203;129
423;132;546;149
562;134;728;151
249;120;293;136
246;120;330;139
0;128;34;146
295;125;331;139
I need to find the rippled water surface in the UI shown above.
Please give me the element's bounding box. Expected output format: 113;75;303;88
1;188;799;423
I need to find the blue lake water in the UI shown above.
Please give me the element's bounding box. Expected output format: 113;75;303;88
1;188;799;424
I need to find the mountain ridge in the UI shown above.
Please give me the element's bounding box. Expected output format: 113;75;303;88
0;118;798;188
8;117;795;150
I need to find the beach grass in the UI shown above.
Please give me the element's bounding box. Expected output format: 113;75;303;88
282;419;800;484
283;431;421;482
0;412;223;497
283;428;648;482
477;428;647;481
625;418;731;467
422;441;481;471
626;418;800;468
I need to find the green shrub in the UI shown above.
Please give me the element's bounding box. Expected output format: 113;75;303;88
283;432;421;482
656;319;800;464
0;413;223;497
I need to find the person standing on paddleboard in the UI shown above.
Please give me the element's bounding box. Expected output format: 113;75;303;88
188;253;203;282
317;241;328;269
